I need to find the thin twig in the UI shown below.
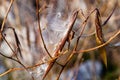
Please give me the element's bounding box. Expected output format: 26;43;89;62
75;17;88;50
1;0;14;32
0;29;119;78
36;0;52;58
0;50;68;77
76;30;120;53
102;1;117;26
0;68;22;77
0;30;34;79
56;47;76;80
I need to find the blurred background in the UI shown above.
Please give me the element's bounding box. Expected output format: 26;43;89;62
0;0;120;80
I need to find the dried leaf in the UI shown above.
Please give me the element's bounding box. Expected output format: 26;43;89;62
95;9;107;67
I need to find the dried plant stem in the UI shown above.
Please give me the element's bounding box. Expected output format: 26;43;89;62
36;0;52;58
76;4;116;38
0;32;21;63
0;50;68;77
56;30;85;80
1;0;14;32
75;18;88;50
42;10;78;80
0;30;119;77
102;1;117;26
0;0;32;77
77;30;120;53
0;52;74;80
0;30;34;79
0;51;32;79
1;27;22;58
1;33;15;55
13;0;21;29
56;51;74;80
0;1;118;79
56;18;89;80
0;52;19;62
0;68;22;77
